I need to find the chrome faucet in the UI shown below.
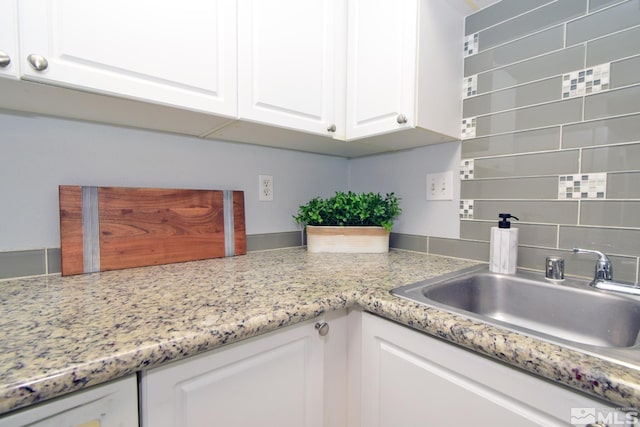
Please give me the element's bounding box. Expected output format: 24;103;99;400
573;248;640;296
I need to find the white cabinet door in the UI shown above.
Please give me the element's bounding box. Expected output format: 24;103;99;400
238;0;345;138
345;0;417;140
358;312;621;427
0;376;138;427
0;0;19;79
17;0;237;116
140;317;332;427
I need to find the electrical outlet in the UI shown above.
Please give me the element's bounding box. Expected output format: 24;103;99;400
259;175;273;201
426;171;453;201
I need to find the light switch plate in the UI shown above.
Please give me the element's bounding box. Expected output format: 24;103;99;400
427;171;453;201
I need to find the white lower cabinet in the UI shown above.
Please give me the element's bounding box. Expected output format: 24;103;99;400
0;375;138;427
140;311;347;427
354;311;625;427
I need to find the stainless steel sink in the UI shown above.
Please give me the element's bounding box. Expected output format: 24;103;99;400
391;265;640;364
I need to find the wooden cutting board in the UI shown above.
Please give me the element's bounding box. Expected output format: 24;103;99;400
59;186;246;276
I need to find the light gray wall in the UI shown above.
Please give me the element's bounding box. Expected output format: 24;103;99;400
0;112;348;251
347;141;461;238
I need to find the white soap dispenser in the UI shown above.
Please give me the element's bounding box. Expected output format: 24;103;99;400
489;213;519;274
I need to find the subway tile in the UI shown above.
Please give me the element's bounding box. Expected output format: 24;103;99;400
584;85;640;120
476;98;582;137
478;0;586;52
465;0;553;35
477;46;585;94
0;250;46;280
562;114;640;149
580;201;640;227
517;246;637;281
463;77;561;117
582;142;640;173
590;0;628;12
461;127;560;159
460;220;558;247
428;237;489;262
464;26;564;77
390;233;428;253
587;26;640;66
611;56;640;88
246;232;302;252
473;150;578;179
473;200;579;224
607;172;640;198
567;0;640;46
46;248;61;274
461;177;559;199
561;224;640;256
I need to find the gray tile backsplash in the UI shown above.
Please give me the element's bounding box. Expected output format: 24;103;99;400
463;77;561;117
472;150;578;179
562;114;640;149
475;98;582;136
461;127;560;158
586;25;640;66
461;177;558;199
610;56;640;88
607;172;640;198
566;0;640;46
472;200;579;224
459;0;640;278
464;25;564;76
0;250;46;280
584;85;640;120
579;201;640;228
477;0;586;52
465;0;553;36
477;46;584;94
582;143;640;173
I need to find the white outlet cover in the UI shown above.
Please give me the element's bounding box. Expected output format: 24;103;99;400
426;171;453;201
259;175;273;201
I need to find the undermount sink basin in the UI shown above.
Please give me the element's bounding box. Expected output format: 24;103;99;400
391;265;640;355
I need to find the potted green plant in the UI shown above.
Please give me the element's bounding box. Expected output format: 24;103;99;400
293;191;401;253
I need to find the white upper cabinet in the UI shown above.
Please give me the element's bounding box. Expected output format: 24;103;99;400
17;0;237;116
0;0;19;79
345;0;463;147
238;0;346;138
345;0;417;140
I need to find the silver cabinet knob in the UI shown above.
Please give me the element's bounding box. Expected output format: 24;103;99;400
27;54;48;71
327;124;336;133
315;321;329;336
396;114;408;124
0;51;10;68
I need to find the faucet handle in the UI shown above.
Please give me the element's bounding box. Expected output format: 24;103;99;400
572;248;613;281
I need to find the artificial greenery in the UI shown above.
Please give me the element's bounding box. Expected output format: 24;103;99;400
293;191;401;232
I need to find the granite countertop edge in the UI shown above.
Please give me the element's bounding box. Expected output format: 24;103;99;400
1;248;639;415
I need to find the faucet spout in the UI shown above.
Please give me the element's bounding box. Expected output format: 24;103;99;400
572;247;613;282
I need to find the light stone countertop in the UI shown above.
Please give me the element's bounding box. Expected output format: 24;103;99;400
1;247;639;415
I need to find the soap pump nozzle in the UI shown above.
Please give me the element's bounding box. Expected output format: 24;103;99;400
498;213;519;229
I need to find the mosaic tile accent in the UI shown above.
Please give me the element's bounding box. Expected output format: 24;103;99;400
558;173;607;199
460;199;474;219
460;159;474;180
464;33;479;57
463;75;478;98
461;117;477;139
562;63;610;99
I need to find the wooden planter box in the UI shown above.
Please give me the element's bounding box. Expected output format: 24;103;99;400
306;226;390;253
